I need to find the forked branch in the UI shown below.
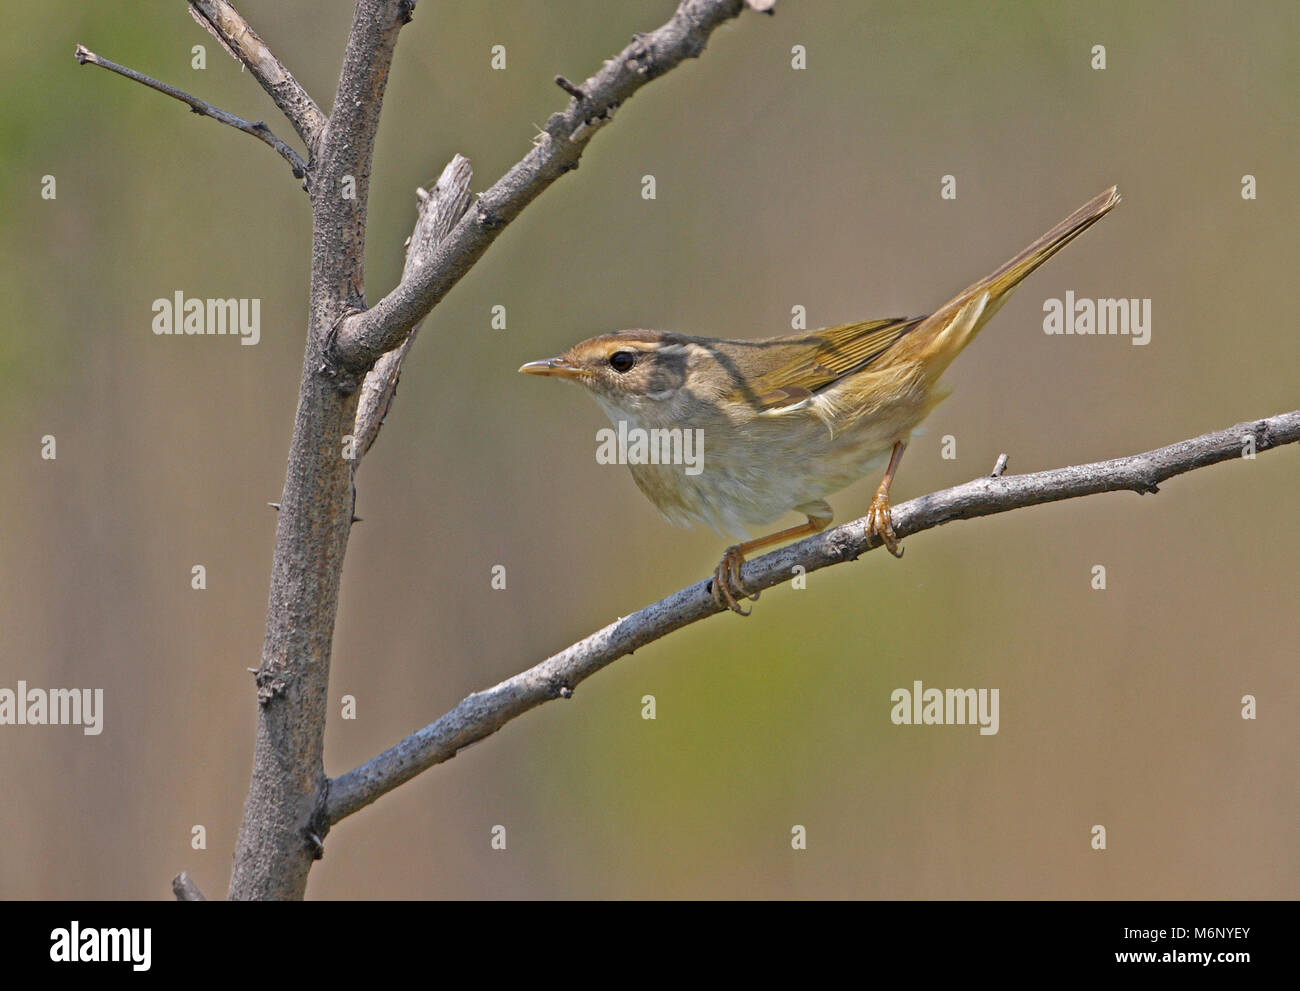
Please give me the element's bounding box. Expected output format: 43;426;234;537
331;0;765;371
353;156;474;459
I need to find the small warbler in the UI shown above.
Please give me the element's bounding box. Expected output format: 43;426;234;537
522;187;1121;613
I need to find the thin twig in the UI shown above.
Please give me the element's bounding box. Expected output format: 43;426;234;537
324;410;1300;824
171;872;207;901
555;75;587;100
333;0;762;370
74;44;307;180
187;0;327;149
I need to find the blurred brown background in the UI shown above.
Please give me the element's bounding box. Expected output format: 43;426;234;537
1;1;1295;899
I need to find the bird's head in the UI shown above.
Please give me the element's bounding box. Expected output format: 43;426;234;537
519;330;697;422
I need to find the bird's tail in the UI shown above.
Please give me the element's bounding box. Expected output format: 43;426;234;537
909;185;1121;383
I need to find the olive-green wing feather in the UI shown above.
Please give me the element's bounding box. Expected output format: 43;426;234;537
745;317;922;413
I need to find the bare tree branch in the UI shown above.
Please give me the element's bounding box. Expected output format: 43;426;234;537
171;872;207;901
73;44;307;180
331;0;760;371
325;410;1300;824
306;0;417;352
226;0;419;902
187;0;327;150
354;156;474;459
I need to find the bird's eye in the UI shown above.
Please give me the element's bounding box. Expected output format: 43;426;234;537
609;350;636;373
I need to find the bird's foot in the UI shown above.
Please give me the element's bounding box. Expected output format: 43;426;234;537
712;544;760;616
866;488;904;558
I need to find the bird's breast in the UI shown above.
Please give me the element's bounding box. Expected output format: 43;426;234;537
604;367;938;537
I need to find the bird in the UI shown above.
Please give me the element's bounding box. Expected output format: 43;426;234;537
521;186;1121;613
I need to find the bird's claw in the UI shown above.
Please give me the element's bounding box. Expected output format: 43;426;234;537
867;490;904;558
712;545;759;616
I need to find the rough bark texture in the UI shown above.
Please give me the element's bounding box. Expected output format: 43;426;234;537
226;0;414;902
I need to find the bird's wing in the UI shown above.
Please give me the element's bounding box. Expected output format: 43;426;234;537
740;316;922;414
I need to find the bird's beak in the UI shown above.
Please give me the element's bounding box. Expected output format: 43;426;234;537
518;356;586;380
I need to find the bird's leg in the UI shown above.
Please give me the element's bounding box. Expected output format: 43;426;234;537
712;508;832;616
866;440;907;557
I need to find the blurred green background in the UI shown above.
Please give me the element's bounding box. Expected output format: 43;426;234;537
1;1;1295;899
